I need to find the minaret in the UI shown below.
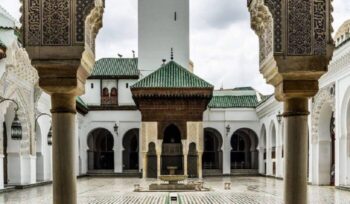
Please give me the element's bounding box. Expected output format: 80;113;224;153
138;0;190;77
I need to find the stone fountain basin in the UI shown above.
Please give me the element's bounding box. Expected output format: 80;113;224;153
159;175;187;183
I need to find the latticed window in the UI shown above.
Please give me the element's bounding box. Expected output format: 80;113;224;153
101;87;118;105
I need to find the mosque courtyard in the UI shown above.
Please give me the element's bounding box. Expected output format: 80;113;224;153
0;176;349;204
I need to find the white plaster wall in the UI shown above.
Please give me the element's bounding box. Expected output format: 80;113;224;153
35;93;52;181
82;79;101;106
102;79;117;91
336;67;350;187
138;0;190;76
118;79;137;106
256;100;284;178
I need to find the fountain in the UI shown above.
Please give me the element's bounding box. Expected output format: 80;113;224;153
149;166;198;191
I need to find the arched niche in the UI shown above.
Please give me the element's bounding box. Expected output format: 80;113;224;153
316;102;335;185
161;124;183;175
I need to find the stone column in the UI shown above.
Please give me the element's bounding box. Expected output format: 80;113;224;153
51;93;77;204
258;147;265;174
142;152;147;178
197;152;203;179
284;98;309;204
183;154;188;176
157;153;161;178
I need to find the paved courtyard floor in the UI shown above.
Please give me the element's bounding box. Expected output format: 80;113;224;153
0;176;349;204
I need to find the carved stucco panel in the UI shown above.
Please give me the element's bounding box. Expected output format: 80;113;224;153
187;122;204;153
287;0;312;55
311;85;335;144
42;0;71;45
140;122;157;153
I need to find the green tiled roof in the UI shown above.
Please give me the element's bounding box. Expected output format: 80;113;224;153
90;58;139;78
232;87;254;91
131;61;213;89
76;97;88;109
208;95;259;108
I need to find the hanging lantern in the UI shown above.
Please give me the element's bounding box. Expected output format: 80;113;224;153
47;126;52;145
11;112;22;140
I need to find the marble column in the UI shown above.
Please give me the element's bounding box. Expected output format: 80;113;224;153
51;93;77;204
284;98;309;204
183;154;188;176
156;153;161;178
197;152;203;179
142;152;147;178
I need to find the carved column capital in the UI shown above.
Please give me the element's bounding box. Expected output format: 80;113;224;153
21;0;105;95
248;0;334;101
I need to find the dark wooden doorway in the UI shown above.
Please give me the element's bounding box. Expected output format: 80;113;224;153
203;128;222;170
123;129;139;171
87;128;114;170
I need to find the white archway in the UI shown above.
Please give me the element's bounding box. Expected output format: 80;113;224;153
311;86;335;185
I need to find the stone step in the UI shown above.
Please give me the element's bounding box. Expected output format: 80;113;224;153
87;170;142;178
230;169;259;176
203;169;223;177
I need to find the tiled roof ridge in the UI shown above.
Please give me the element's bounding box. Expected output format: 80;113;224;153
131;60;213;89
97;57;138;60
169;61;213;86
90;57;139;78
208;94;260;108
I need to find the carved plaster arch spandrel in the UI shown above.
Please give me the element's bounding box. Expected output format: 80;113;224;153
311;85;335;144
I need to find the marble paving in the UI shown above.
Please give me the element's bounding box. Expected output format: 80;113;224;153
0;177;350;204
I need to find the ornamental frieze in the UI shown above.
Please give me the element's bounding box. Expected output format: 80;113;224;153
23;0;99;46
248;0;334;100
287;0;312;55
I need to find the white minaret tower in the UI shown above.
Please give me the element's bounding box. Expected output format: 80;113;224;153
138;0;190;77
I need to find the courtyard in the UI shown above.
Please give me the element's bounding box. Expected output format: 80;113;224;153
0;177;349;204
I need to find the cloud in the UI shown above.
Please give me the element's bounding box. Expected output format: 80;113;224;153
0;0;21;21
191;0;248;30
1;0;349;95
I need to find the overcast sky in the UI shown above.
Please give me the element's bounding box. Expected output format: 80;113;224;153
1;0;349;95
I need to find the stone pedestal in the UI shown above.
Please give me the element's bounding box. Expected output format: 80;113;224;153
183;154;188;176
7;153;36;185
197;152;203;179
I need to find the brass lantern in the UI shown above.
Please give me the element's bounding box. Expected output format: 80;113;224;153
47;126;53;145
11;112;22;140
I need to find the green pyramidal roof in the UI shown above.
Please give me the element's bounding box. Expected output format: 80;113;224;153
131;61;213;89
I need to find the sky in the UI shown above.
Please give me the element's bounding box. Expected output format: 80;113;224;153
1;0;349;95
